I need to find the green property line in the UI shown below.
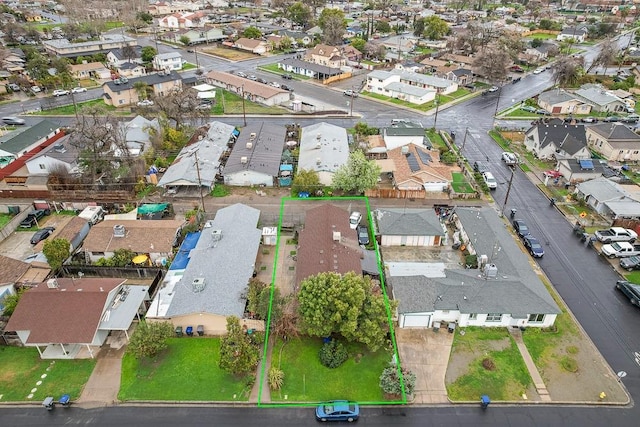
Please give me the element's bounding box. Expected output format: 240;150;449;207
257;196;406;407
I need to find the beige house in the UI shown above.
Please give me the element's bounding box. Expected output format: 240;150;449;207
102;71;182;107
234;38;270;55
205;70;289;106
538;90;592;115
70;62;111;80
586;123;640;162
304;44;346;68
43;35;137;57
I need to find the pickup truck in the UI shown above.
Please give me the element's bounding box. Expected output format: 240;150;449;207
595;227;638;243
601;242;640;258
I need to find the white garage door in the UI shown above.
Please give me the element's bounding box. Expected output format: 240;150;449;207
402;314;431;327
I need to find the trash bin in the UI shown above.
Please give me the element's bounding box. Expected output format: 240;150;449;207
59;394;70;407
432;321;441;332
448;322;456;333
175;326;183;337
186;326;193;337
42;396;54;410
197;325;204;336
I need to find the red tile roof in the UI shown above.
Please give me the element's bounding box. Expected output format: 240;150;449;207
296;204;363;285
5;278;124;344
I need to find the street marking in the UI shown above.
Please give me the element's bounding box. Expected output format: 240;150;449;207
634;351;640;367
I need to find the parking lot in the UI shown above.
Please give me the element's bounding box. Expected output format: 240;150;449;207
0;215;74;261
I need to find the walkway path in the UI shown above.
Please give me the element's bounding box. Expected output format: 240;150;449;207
508;328;551;402
249;337;273;404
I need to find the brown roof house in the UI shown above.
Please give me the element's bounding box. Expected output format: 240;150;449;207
587;123;640;162
381;143;454;192
205;70;290;106
70;62;111;80
83;220;183;264
234;38;270;55
0;255;50;314
5;278;150;359
296;204;363;286
304;44;346;68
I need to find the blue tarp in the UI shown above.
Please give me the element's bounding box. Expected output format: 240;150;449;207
170;231;201;270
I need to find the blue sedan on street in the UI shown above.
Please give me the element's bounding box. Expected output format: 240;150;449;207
315;400;359;422
523;235;544;258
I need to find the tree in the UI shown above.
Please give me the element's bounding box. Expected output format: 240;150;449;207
287;2;312;27
292;169;321;194
1;287;25;317
318;8;346;46
363;41;386;61
531;38;543;48
332;150;381;194
152;88;209;129
297;271;395;351
303;0;325;18
552;55;583;87
141;46;157;63
179;35;190;46
242;26;263;39
473;48;510;83
422;16;450;40
127;321;174;359
586;38;618;74
219;316;260;375
121;45;138;63
375;21;391;34
498;34;526;61
136;11;153;25
413;18;425;37
350;37;366;54
379;363;416;396
42;238;70;271
111;248;136;266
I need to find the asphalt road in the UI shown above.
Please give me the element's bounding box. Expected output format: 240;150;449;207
1;34;640;426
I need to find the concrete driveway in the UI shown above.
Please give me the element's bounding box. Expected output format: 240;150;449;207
395;328;454;404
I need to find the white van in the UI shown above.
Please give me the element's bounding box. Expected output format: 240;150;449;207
79;206;105;225
482;172;497;190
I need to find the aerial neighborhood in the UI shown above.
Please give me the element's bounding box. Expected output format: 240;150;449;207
0;0;640;421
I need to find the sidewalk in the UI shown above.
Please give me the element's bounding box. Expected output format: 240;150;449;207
508;328;551;402
249;337;274;404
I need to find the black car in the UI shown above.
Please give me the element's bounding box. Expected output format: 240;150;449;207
357;225;370;246
257;78;267;84
615;280;640;307
280;84;294;92
523;235;544;258
30;226;55;245
512;219;530;239
19;209;50;228
473;161;489;173
281;74;293;80
620;255;640;271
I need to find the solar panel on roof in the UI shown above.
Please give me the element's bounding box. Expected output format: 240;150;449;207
579;159;594;170
406;153;420;172
416;148;432;165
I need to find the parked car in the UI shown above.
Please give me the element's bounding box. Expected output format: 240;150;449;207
257;77;267;84
349;211;362;229
501;152;518;165
482;171;497;189
52;89;69;96
357;225;370;246
30;227;55;245
523;235;544;258
622;114;639;123
8;83;20;91
280;84;293;92
137;99;154;107
315;401;359;422
343;89;359;97
473;161;489;173
533;68;544;74
269;82;281;88
512;219;530;239
195;103;211;110
536;109;551;115
20;209;50;228
615;280;640;307
603;116;621;122
512;77;522;83
620;256;640;271
521;105;537;113
31;86;42;93
581;117;598;123
488;86;499;92
71;87;87;93
2;116;25;125
236;71;247;78
248;75;257;81
282;74;293;80
509;65;524;73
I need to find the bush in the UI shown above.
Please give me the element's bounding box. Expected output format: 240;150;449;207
268;367;284;390
127;321;174;359
319;339;348;368
464;254;478;269
379;363;416;396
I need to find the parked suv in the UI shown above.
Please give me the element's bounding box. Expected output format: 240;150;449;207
473;161;489;173
615;280;640;307
482;171;497;189
512;219;530;239
19;208;50;228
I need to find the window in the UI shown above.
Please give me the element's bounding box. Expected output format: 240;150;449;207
39;164;46;170
486;313;502;322
468;313;477;320
528;314;545;323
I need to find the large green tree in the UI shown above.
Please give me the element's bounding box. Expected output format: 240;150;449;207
242;26;263;39
298;272;395;351
420;16;450;40
42;238;70;271
332;150;381;194
287;2;312;27
127;321;174;359
141;46;157;63
350;37;366;54
292;169;321;194
219;316;260;375
318;8;346;46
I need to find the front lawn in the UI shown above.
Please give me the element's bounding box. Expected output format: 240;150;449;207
213;90;286;115
0;347;95;402
270;337;394;403
426;129;446;150
119;338;252;401
451;173;474;193
0;213;14;228
36;99;117;115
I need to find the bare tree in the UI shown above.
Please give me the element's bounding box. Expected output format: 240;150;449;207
552;55;583;87
473;48;510;83
586;38;619;75
152;88;209;129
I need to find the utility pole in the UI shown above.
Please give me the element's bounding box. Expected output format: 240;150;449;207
461;127;469;151
492;83;503;128
500;166;515;217
349;91;355;117
241;84;247;126
194;46;199;69
194;150;206;213
433;96;440;129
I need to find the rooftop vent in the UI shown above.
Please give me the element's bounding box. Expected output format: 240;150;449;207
246;142;253;149
113;224;126;237
316;142;322;149
316;133;321;140
47;278;58;289
484;263;498;279
401;145;409;155
249;132;256;140
241;156;248;164
211;229;222;241
316;157;322;165
192;277;206;293
333;231;341;241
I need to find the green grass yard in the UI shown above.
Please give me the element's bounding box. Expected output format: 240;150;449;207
119;338;251;401
451;173;474;193
270;337;395;403
35;99;117;115
213;89;287;115
0;213;14;228
0;347;95;402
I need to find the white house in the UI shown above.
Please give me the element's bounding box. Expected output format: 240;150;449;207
375;208;445;247
382;121;428;150
523;122;589;160
25;135;80;176
557;27;588;43
366;69;457;105
298;122;349;186
153;52;183;71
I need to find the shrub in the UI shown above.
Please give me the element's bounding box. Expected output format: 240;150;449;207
482;358;496;371
560;356;578;373
319;339;348;368
464;254;478;269
268;367;285;390
379;363;416;396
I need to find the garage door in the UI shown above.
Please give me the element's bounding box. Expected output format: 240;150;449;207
402;314;431;327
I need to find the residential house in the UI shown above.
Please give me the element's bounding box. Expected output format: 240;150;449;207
25;134;80;176
234;38;270;55
223;122;286;187
0;254;50;291
439;68;473;86
157;121;236;193
116;62;147;78
586;123;640;162
378;35;418;59
43;35;137;57
102;71;183;107
440;53;476;69
116;115;161;157
153;52;184;71
279;30;312;46
158;11;206;29
296;204;363;286
390;206;560;328
107;46;144;68
205;71;290;106
574;176;640;219
304;44;346;68
367;69;458;98
420;58;448;73
5;278;149;359
573;86;627;113
537;90;592;115
298;122;349;186
524;122;589;160
69;62;111;80
176;27;225;45
395;61;423;73
147;204;263;334
374;208;445;247
382;121;429;151
83;220;182;264
557;27;588;42
149;1;201;15
556;157;610;183
342;45;363;63
381;143;452;192
0;120;61;168
278;58;343;80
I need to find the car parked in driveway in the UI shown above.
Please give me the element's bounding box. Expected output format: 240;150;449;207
137;99;154;107
523;235;544;258
349;211;362;229
357;225;370;246
52;89;69;96
615;280;640;307
512;219;530;239
20;209;50;228
30;227;55;245
620;256;640;271
315;401;359;422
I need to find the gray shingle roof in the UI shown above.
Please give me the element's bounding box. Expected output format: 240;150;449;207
375;208;445;236
298;122;349;174
109;46;142;60
589;123;640;142
538;89;578;105
223;122;286;177
166;203;262;317
573;87;622;107
0;120;59;155
576;176;629;202
28;134;79;165
103;71;181;92
527;123;587;154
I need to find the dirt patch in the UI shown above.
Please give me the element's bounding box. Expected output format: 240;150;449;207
202;47;258;61
445;337;511;384
500;131;526;143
